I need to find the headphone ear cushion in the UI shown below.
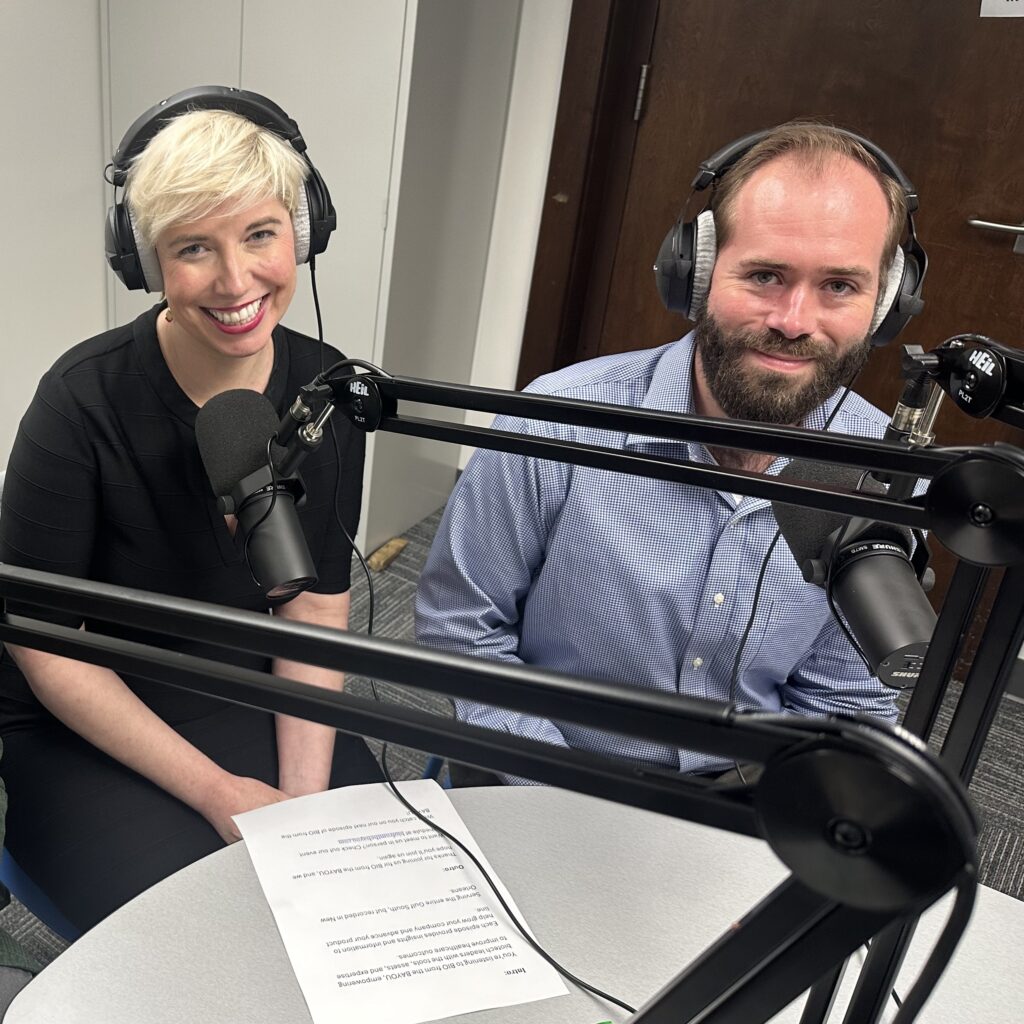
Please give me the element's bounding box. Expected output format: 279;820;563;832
131;210;163;293
293;168;336;263
868;246;906;343
293;184;312;266
687;210;718;320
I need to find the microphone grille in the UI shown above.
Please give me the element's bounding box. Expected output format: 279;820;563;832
195;389;281;498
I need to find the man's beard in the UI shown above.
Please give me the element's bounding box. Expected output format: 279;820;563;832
694;311;872;425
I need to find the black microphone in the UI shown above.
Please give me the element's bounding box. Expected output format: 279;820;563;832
195;390;318;601
771;460;936;688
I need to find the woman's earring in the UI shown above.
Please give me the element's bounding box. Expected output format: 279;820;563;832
165;307;174;324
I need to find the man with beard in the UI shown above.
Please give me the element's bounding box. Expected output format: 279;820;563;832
416;122;909;784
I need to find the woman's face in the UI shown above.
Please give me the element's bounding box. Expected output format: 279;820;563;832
156;197;297;362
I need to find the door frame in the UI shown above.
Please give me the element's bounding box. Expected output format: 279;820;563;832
516;0;657;388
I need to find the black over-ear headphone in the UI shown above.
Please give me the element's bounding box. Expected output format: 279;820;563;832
105;85;337;292
653;127;927;347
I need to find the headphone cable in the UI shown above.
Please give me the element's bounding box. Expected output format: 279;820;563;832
308;258;635;1016
243;435;281;589
726;378;857;713
723;375;915;1015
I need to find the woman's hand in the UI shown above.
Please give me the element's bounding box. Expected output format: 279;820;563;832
201;774;290;845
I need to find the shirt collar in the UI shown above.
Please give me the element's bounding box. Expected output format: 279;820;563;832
623;332;701;453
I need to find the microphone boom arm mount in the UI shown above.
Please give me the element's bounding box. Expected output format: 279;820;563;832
902;334;1024;430
285;357;1024;569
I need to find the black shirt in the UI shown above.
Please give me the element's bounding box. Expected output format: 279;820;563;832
0;305;364;729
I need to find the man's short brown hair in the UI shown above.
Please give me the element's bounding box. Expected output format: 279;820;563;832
710;121;907;274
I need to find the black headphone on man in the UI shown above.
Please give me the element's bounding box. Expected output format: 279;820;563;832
105;85;336;293
653;127;927;347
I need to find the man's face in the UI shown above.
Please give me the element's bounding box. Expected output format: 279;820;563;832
694;154;890;425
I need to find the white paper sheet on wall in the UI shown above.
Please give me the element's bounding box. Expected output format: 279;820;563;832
980;0;1024;17
234;780;567;1024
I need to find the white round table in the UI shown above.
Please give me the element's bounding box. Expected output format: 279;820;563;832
8;787;1024;1023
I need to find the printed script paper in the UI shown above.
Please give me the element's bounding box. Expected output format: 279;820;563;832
234;780;567;1024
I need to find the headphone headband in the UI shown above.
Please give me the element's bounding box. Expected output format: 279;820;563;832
111;86;306;187
692;125;919;213
105;85;335;292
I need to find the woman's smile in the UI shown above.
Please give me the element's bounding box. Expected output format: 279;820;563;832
203;295;269;333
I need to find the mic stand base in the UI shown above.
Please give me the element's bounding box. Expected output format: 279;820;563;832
842;918;918;1024
799;961;847;1024
631;879;891;1024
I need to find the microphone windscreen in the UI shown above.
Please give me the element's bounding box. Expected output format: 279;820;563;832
770;461;910;568
195;389;280;497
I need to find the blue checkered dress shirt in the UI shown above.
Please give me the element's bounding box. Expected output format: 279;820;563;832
415;333;899;783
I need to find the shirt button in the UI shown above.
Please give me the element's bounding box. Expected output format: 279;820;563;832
692;657;703;668
713;593;725;606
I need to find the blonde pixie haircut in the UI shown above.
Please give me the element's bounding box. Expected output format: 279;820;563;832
124;108;310;248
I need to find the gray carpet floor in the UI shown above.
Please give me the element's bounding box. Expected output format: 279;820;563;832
4;506;1022;968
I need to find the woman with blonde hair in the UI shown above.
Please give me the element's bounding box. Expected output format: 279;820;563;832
0;88;381;932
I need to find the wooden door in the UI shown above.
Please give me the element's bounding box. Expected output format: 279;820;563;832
520;0;1024;606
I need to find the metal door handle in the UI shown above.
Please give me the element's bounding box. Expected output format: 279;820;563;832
967;218;1024;234
967;218;1024;254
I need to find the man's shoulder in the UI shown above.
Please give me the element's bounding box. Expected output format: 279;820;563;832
830;390;890;439
524;342;680;404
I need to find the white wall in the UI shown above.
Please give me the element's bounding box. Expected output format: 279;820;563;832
460;0;573;469
103;0;248;329
0;2;108;461
365;0;524;549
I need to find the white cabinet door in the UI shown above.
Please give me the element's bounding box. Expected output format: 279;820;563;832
106;0;245;329
240;0;408;359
